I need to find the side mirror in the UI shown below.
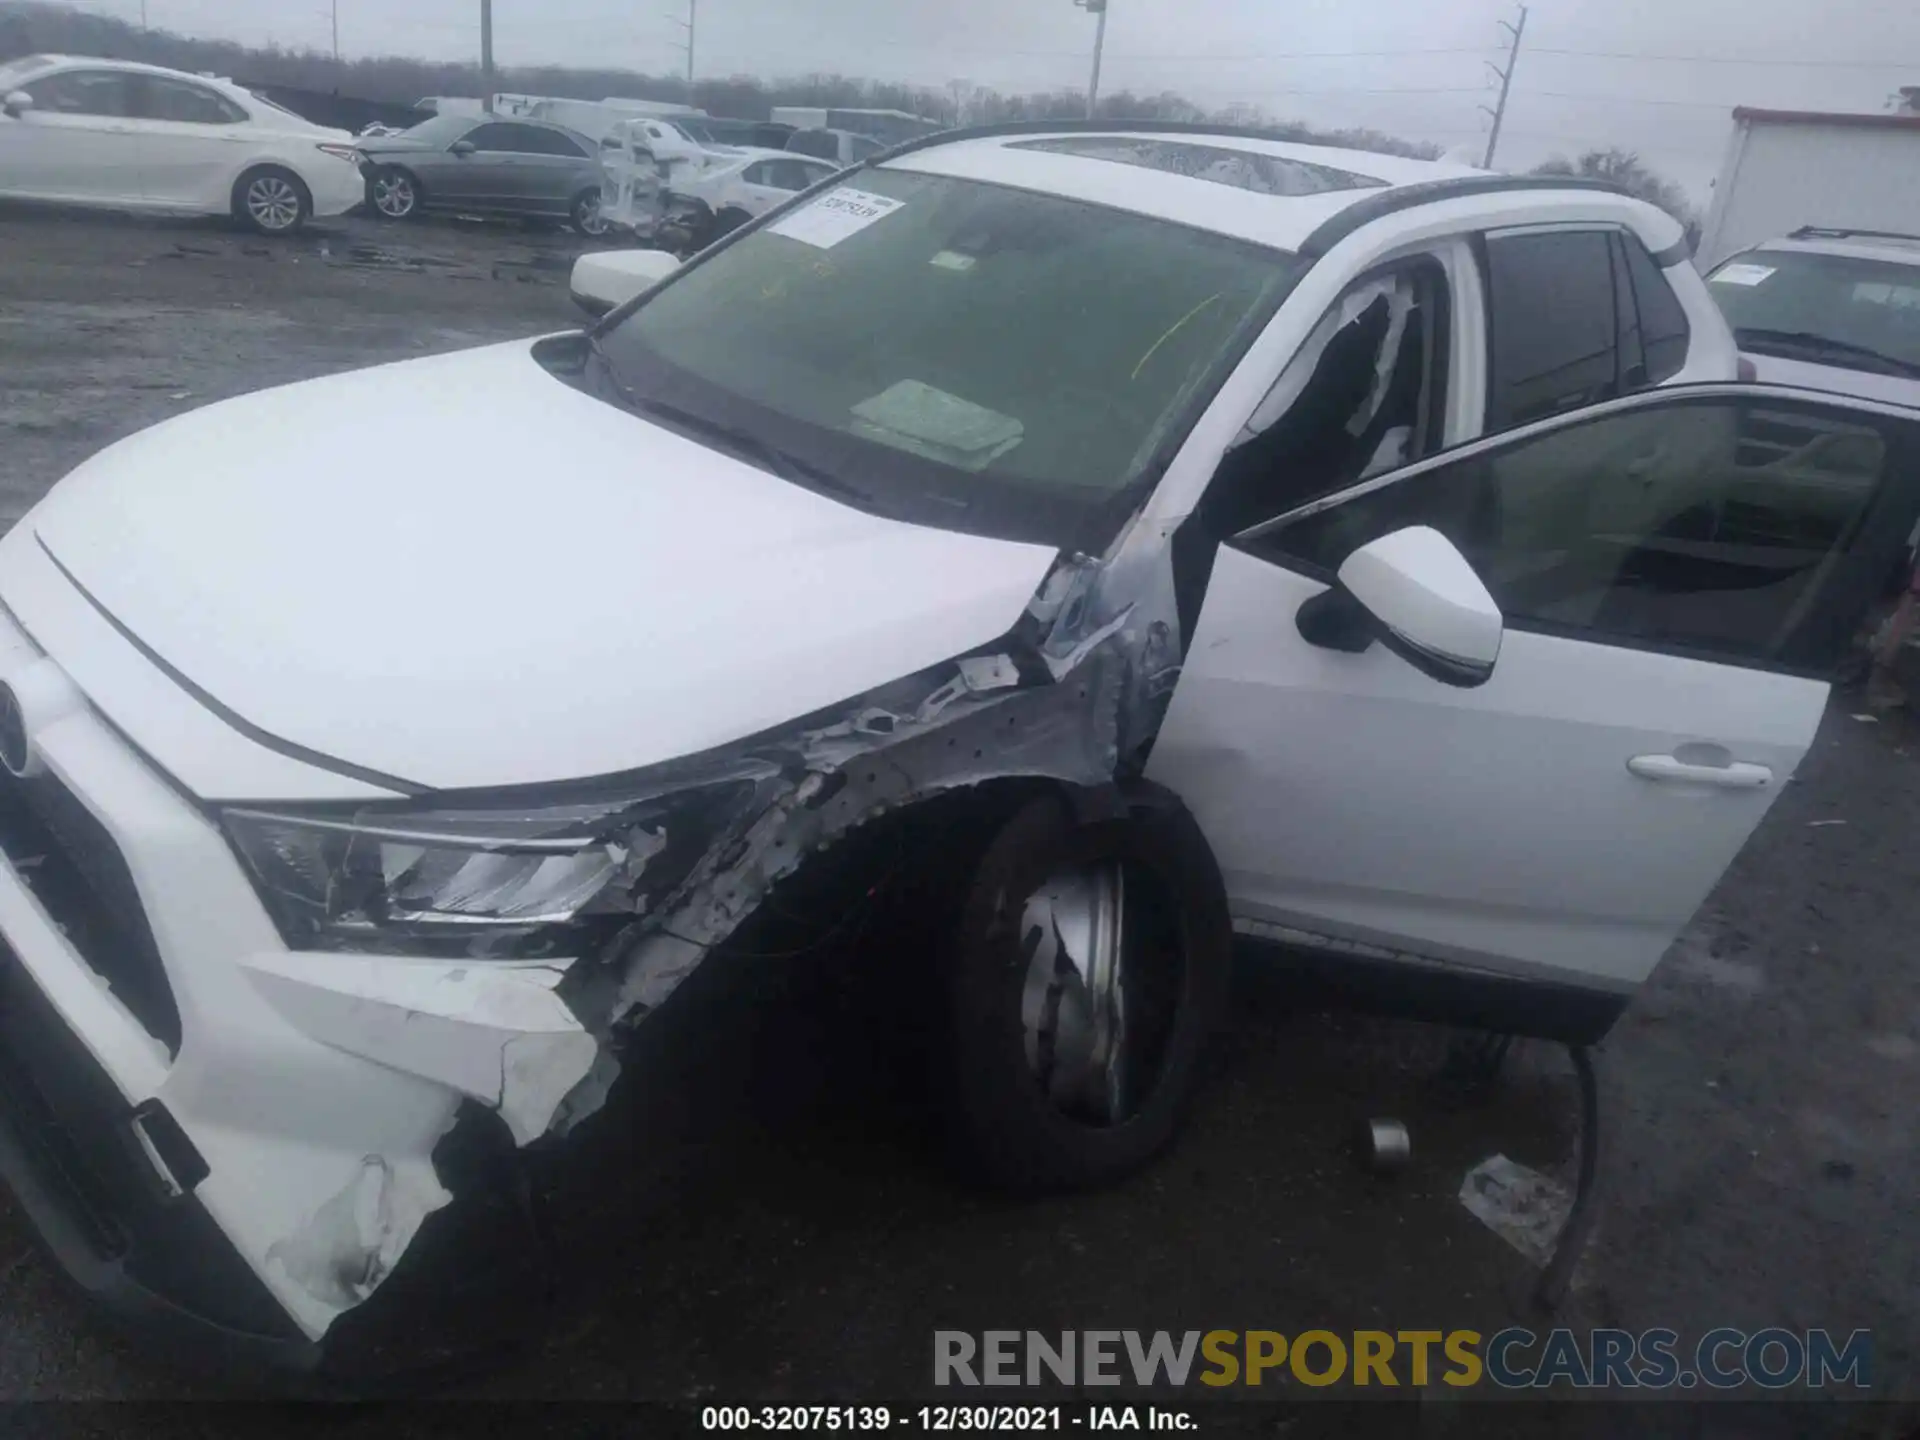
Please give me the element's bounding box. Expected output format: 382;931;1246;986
1297;525;1503;687
449;139;477;157
3;90;32;119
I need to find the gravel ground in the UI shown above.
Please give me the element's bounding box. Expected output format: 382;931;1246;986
0;204;1915;1435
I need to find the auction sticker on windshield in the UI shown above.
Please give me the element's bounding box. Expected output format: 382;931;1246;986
769;188;906;249
1712;263;1776;287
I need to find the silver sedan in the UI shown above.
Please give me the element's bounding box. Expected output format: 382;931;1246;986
358;113;610;234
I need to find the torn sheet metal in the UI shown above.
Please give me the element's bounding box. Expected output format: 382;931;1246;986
612;651;1125;1019
265;1154;451;1313
240;953;598;1146
553;480;1198;1137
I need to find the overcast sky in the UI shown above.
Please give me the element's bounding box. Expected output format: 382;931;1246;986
75;0;1920;201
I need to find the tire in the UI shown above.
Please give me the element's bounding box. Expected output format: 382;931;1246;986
370;166;421;221
233;166;311;235
570;189;610;237
939;787;1232;1194
713;206;752;239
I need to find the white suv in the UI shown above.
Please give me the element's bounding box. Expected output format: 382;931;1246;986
1707;228;1920;573
2;122;1914;1379
1707;226;1920;403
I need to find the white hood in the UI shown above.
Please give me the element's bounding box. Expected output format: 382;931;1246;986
1743;351;1920;407
12;341;1059;793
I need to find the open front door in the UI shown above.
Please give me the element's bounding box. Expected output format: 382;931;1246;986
1147;385;1920;1017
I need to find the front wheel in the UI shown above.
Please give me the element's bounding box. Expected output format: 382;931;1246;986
571;189;610;237
370;167;420;220
939;789;1232;1193
234;167;311;235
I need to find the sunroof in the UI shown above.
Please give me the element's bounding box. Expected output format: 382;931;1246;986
1008;137;1387;197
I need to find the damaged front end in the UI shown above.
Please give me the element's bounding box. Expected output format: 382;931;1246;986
229;515;1196;1360
0;507;1196;1384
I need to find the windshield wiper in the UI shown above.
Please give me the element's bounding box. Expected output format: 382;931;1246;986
581;336;884;509
1737;328;1920;378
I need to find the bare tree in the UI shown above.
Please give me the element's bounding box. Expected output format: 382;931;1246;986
1532;148;1694;225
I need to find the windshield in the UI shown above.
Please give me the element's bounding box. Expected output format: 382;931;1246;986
584;169;1298;550
1710;247;1920;375
0;57;50;88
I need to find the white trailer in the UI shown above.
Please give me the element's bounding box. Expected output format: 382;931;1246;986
487;95;705;143
1698;107;1920;265
768;107;941;146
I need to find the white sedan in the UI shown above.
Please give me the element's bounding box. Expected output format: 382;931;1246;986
0;53;366;234
666;149;843;234
584;151;841;310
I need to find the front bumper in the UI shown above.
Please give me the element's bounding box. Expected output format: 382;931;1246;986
307;158;369;219
0;605;589;1375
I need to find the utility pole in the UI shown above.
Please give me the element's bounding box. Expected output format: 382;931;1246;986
1480;4;1527;170
480;0;495;113
670;0;697;104
1073;0;1108;119
331;0;340;62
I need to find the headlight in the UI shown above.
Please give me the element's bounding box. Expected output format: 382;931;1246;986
221;774;767;958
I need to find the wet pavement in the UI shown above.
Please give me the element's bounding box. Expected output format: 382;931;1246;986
0;204;1916;1435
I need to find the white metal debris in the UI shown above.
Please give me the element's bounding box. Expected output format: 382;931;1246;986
1458;1153;1573;1268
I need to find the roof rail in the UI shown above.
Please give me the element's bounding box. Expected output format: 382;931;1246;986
1789;225;1920;245
862;123;1650;256
1296;174;1630;259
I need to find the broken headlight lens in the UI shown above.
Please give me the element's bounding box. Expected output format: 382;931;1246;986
220;779;761;958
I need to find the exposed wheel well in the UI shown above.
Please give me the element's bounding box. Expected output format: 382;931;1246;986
695;777;1171;974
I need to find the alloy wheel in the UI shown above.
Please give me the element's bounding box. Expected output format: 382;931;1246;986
245;174;303;233
373;173;416;219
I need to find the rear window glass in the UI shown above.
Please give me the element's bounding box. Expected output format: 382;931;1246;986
1009;137;1386;196
1621;236;1691;383
1483;229;1621;432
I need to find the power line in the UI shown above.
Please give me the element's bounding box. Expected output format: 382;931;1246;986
1527;46;1920;68
1516;89;1756;111
1249;83;1487;98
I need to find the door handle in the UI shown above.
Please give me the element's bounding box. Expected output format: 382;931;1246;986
1628;754;1773;789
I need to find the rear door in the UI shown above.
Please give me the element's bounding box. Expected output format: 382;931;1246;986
0;67;142;205
126;73;253;211
509;123;596;214
1148;386;1920;1000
